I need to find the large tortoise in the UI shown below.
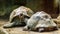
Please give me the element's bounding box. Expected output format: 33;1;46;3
23;11;58;32
3;6;34;28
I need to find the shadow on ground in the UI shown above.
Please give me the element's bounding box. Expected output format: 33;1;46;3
0;19;60;34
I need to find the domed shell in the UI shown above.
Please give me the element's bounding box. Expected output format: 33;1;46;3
9;6;34;23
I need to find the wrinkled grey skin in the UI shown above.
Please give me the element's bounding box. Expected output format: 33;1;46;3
3;6;34;28
23;11;57;32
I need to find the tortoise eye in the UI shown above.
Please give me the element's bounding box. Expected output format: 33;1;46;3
24;15;30;18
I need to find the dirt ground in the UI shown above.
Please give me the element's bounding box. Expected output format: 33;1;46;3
0;19;60;34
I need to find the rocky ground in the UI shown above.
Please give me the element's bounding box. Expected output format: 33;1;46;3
0;19;60;34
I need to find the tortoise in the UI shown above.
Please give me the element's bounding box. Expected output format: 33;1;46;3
23;11;58;32
3;6;34;28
